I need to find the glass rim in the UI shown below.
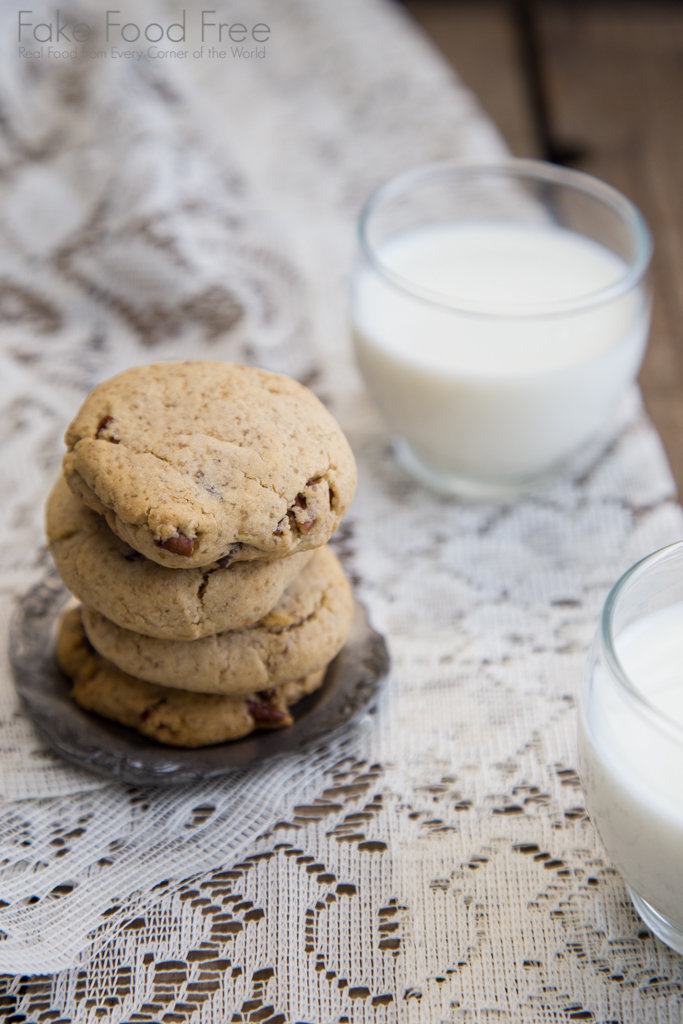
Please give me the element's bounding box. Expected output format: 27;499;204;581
358;157;653;320
601;540;683;739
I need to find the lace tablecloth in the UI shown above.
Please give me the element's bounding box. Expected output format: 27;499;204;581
1;0;683;1020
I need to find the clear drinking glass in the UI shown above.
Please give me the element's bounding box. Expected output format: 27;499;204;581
579;541;683;954
351;158;652;498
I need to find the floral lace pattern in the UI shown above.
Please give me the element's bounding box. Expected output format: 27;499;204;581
1;0;682;1019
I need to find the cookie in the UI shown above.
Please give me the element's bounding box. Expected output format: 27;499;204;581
47;475;314;640
58;608;326;748
81;546;353;695
63;361;356;568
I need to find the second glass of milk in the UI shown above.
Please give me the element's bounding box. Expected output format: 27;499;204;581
351;159;652;498
580;541;683;955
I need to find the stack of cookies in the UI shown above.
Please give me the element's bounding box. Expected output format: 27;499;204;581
46;361;357;748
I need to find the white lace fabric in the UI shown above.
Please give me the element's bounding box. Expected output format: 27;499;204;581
1;0;683;1020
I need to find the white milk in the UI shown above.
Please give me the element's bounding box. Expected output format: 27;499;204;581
352;222;649;492
579;601;683;928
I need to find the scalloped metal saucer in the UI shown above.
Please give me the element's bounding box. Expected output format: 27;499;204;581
9;571;389;786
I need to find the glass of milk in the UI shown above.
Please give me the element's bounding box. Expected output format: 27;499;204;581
351;159;652;498
580;541;683;954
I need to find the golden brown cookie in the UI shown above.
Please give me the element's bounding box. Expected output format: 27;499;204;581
58;608;326;748
47;475;313;640
63;361;356;568
81;546;353;695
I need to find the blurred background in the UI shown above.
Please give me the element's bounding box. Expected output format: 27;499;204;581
399;0;683;496
2;0;680;501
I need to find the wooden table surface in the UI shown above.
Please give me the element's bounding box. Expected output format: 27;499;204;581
401;0;683;498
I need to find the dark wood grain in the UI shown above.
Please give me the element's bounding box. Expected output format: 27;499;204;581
402;0;541;157
402;0;683;497
537;1;683;496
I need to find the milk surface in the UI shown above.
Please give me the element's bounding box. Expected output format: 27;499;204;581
616;602;683;724
352;222;648;489
579;602;683;927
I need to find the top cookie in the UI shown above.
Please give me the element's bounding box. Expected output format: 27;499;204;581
63;362;356;568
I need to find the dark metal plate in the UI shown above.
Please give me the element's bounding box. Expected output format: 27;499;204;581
8;572;389;786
